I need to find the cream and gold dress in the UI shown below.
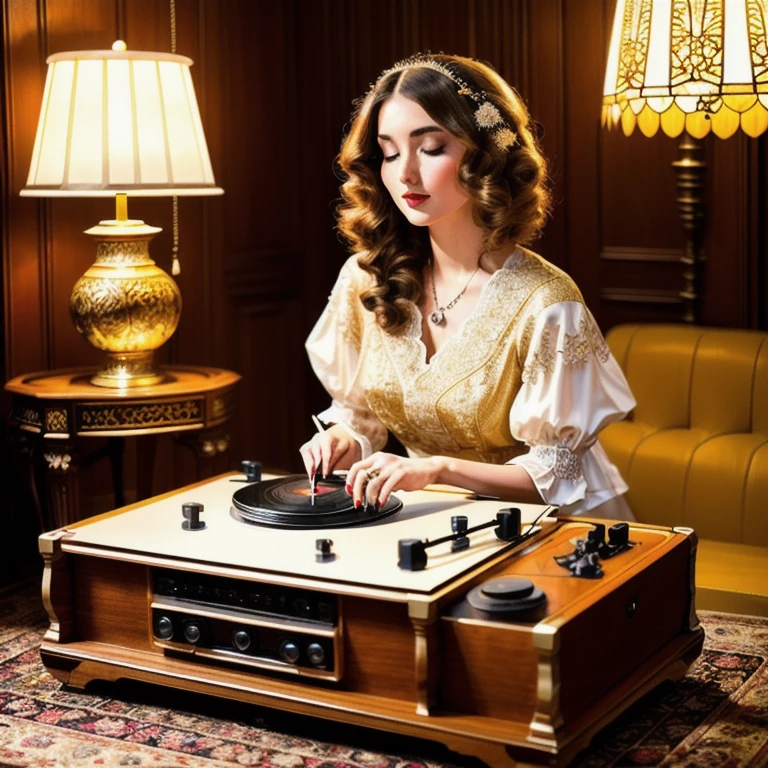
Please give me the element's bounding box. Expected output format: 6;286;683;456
306;247;636;516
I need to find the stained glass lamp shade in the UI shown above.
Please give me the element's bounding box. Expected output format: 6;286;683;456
601;0;768;323
602;0;768;139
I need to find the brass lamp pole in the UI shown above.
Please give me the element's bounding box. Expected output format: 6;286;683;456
672;134;707;324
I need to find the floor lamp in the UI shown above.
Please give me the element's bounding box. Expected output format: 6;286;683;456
602;0;768;324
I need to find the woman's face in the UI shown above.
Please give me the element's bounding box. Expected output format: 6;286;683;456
377;92;470;228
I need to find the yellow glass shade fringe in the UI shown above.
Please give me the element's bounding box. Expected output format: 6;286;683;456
710;106;741;139
602;0;768;139
722;95;757;112
742;102;768;137
660;102;686;137
683;111;711;139
621;106;637;136
637;104;661;137
607;99;768;138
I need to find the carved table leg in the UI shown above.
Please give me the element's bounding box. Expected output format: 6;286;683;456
40;440;81;528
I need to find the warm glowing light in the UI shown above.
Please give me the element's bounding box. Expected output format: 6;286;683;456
21;44;223;196
602;0;768;138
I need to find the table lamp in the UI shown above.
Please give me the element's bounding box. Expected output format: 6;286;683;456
601;0;768;323
21;40;223;387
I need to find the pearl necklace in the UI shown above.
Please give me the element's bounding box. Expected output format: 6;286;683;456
429;257;482;326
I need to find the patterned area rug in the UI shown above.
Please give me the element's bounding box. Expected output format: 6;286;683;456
1;581;767;768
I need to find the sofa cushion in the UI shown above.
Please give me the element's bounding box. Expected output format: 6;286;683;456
603;324;768;547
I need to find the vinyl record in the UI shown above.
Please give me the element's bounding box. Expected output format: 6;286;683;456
232;475;403;529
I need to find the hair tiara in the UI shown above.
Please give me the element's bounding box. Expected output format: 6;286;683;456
373;53;518;152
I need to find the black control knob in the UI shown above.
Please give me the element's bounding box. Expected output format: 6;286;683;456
279;639;300;664
451;515;468;534
154;615;174;640
307;642;325;666
232;629;252;652
182;502;206;531
495;508;521;541
183;621;204;644
398;539;428;571
316;538;335;563
609;522;630;547
588;523;606;546
241;460;262;482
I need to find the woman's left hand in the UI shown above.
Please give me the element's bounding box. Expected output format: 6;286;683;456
347;452;444;507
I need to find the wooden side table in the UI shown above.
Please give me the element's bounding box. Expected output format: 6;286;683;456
5;365;240;530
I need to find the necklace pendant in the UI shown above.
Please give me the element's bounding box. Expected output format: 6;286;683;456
430;308;446;326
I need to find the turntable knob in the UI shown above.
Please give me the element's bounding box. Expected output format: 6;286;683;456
232;629;252;652
241;460;262;482
181;502;206;531
609;522;630;547
316;538;335;563
307;642;325;666
183;621;204;644
279;639;300;664
154;615;174;640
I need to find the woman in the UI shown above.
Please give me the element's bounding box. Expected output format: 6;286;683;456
300;53;635;519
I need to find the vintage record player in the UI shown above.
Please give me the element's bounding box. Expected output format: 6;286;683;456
39;468;704;767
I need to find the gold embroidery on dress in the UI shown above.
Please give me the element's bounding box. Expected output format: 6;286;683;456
360;248;583;463
523;311;611;385
564;313;611;366
521;326;555;384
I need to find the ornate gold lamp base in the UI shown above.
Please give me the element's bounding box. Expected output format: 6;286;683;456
70;196;181;389
87;351;169;388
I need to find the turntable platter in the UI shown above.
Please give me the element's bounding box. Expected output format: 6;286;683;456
232;475;403;529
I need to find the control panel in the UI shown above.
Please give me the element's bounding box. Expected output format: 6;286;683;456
150;569;342;681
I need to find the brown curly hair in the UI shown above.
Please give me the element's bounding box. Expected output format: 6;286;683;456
336;53;552;334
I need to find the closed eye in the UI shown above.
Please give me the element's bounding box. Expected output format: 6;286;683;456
383;146;444;163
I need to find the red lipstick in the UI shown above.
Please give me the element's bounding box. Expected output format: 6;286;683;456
402;192;430;208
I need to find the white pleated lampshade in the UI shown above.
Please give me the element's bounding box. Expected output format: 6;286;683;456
21;41;223;197
602;0;768;139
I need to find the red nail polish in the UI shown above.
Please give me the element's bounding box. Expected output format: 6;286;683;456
355;499;361;509
345;484;352;495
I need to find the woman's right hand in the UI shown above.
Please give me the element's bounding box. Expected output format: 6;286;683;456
299;423;362;479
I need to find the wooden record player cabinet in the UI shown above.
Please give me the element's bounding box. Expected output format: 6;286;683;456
39;474;704;767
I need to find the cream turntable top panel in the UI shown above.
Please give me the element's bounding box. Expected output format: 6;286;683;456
61;474;554;594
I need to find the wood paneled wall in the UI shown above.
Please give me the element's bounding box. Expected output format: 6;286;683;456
2;0;767;521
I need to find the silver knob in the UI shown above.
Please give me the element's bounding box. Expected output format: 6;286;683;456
279;639;300;664
183;622;203;644
307;642;325;666
232;630;251;652
155;616;174;640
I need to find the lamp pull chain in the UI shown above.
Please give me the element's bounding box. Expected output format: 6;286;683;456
170;0;181;277
171;199;181;275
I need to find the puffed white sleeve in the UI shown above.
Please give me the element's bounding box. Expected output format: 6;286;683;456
305;257;388;458
507;301;636;514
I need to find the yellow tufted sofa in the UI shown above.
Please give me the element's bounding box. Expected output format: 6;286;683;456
601;324;768;617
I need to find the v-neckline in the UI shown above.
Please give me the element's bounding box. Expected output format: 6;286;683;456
411;248;522;368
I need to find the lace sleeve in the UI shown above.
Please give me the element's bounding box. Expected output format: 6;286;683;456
508;301;636;510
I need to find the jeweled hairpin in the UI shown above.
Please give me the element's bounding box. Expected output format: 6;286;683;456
373;54;518;151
